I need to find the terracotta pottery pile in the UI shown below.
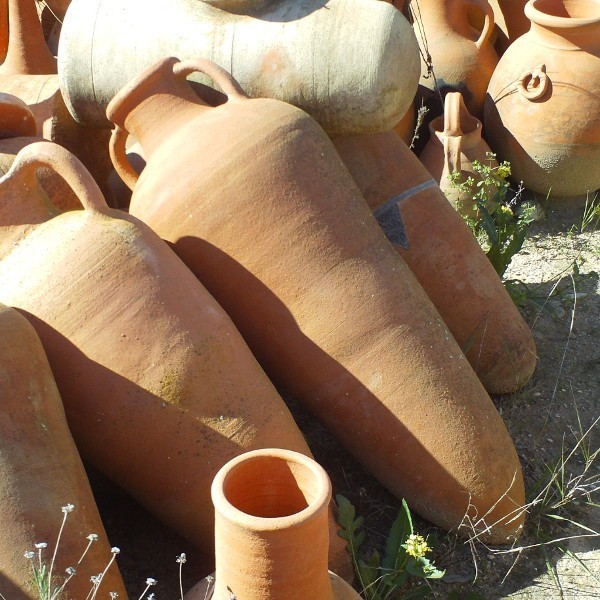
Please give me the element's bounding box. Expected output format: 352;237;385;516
11;0;598;597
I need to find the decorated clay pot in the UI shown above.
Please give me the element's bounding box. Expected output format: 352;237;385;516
0;74;113;200
58;0;420;135
332;130;536;394
484;0;600;200
110;56;526;542
410;0;499;117
0;0;56;75
0;304;126;600
185;450;360;600
420;91;498;216
0;142;342;565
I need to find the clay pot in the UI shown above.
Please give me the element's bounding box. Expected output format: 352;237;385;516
0;304;126;600
410;0;499;117
484;0;600;201
0;0;56;75
0;74;113;202
110;57;526;542
332;130;536;394
488;0;530;54
58;0;420;135
0;92;36;138
0;0;8;62
0;141;332;563
420;91;497;216
185;450;360;600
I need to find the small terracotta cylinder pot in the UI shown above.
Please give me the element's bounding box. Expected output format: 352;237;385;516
420;92;497;217
484;0;600;201
0;0;56;75
186;449;360;600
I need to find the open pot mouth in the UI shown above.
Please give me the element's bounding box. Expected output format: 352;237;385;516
212;449;331;531
525;0;600;29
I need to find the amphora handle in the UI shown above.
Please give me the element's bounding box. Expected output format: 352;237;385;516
0;141;108;213
517;64;549;101
110;57;248;192
442;92;467;174
465;0;495;49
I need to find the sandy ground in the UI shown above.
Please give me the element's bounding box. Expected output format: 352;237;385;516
87;204;598;599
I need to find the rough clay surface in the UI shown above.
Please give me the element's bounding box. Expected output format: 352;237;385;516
80;206;598;599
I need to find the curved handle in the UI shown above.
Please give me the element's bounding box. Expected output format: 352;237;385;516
0;141;108;213
109;124;139;192
466;0;495;50
443;134;463;175
172;58;248;101
517;64;549;101
443;92;465;137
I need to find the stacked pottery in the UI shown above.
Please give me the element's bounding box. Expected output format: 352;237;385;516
185;450;361;600
0;0;57;75
58;0;420;135
485;0;600;201
0;304;127;600
109;57;526;542
332;130;536;394
0;141;350;575
410;0;499;116
420;91;498;217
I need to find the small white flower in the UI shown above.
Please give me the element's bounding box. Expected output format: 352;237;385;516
86;533;99;542
147;594;155;600
90;574;102;585
65;567;76;576
111;547;121;554
34;542;47;549
205;575;214;583
176;553;186;564
145;578;157;586
109;593;119;599
61;503;75;514
24;551;35;559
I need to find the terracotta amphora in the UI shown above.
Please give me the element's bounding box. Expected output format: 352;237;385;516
0;92;80;210
58;0;420;136
484;0;600;201
332;130;536;394
0;0;8;63
185;450;361;600
420;91;498;217
0;0;56;75
0;74;113;202
110;56;526;542
488;0;530;53
0;304;126;600
410;0;499;117
0;141;354;577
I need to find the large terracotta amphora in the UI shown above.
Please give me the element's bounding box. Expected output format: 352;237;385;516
110;57;526;542
58;0;420;135
332;130;536;394
420;91;498;217
0;141;355;573
0;304;126;600
185;449;361;600
0;0;56;75
484;0;600;201
410;0;499;117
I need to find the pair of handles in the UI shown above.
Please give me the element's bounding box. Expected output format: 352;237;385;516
110;58;247;191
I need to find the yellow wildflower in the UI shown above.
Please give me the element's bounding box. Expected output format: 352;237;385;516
403;534;431;558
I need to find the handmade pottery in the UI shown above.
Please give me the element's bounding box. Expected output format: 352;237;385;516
333;130;536;394
488;0;530;53
484;0;600;200
0;0;56;75
410;0;499;116
420;91;497;216
0;142;351;568
0;92;36;138
185;450;361;600
0;0;8;62
0;304;126;600
58;0;420;135
111;57;526;542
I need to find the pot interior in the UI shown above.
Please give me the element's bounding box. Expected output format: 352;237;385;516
532;0;600;19
222;455;320;518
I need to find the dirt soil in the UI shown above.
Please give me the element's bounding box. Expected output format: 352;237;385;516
89;204;599;599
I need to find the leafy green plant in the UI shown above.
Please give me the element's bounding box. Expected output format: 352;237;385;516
450;153;537;279
336;495;444;599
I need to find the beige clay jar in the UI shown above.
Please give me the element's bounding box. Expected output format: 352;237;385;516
185;449;360;600
484;0;600;200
